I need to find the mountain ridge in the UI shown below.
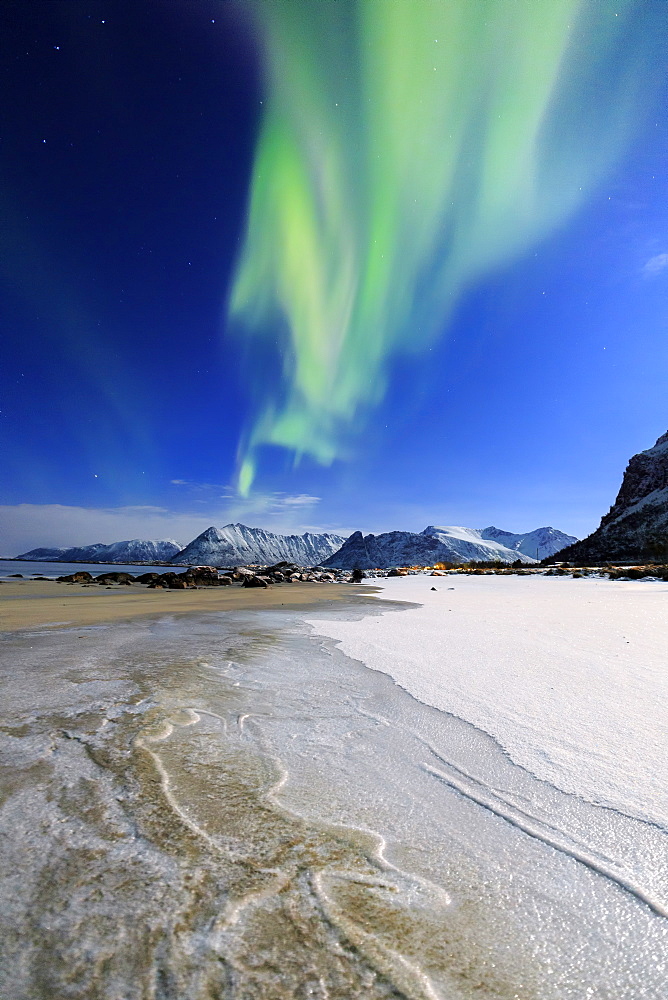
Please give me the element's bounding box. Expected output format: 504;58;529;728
549;431;668;564
15;521;579;569
170;523;346;567
15;539;183;563
479;525;577;561
324;524;575;570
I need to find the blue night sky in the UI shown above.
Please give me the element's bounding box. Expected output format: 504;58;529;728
1;0;667;554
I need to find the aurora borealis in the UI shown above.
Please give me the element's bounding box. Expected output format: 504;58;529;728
1;1;667;551
230;0;659;493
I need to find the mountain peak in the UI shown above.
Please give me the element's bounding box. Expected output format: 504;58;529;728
170;523;346;567
554;430;668;563
15;538;183;563
648;430;668;451
200;525;225;538
323;523;572;569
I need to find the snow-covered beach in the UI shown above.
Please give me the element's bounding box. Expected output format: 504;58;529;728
307;574;668;828
1;576;667;998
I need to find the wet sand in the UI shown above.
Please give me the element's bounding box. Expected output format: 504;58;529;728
0;598;551;1000
0;578;371;632
2;579;666;998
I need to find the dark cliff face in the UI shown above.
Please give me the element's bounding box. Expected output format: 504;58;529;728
551;432;668;564
600;431;668;527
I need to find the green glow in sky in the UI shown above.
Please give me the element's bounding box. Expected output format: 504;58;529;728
230;0;651;493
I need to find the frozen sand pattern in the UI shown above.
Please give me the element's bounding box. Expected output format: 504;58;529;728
138;703;457;1000
0;608;541;999
1;596;667;998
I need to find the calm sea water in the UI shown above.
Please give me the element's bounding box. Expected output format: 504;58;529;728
0;558;175;579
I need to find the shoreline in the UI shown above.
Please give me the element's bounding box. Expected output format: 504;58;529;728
306;573;668;829
0;578;381;632
2;575;666;997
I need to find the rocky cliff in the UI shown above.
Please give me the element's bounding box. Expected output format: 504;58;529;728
550;431;668;564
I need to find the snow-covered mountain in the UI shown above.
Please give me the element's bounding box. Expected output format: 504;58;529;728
422;526;539;563
324;525;539;569
170;524;346;567
16;539;183;563
553;431;668;564
479;526;577;560
14;546;70;561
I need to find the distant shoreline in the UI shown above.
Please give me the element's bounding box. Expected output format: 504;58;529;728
0;556;178;567
3;555;668;571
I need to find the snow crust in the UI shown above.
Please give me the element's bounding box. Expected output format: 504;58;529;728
306;574;668;828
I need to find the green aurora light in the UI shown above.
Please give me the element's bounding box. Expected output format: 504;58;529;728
229;0;659;494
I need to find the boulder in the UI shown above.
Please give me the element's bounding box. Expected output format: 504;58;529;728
57;571;94;583
135;572;160;584
265;561;300;575
183;566;220;586
95;572;136;585
242;575;269;589
148;572;193;589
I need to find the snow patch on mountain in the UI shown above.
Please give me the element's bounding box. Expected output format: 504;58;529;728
170;523;346;567
16;539;183;563
421;525;538;563
324;525;543;569
479;526;578;560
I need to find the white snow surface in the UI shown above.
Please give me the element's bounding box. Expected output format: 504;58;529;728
171;523;346;567
306;574;668;828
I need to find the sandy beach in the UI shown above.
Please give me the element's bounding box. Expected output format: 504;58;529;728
1;575;667;999
0;577;369;632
